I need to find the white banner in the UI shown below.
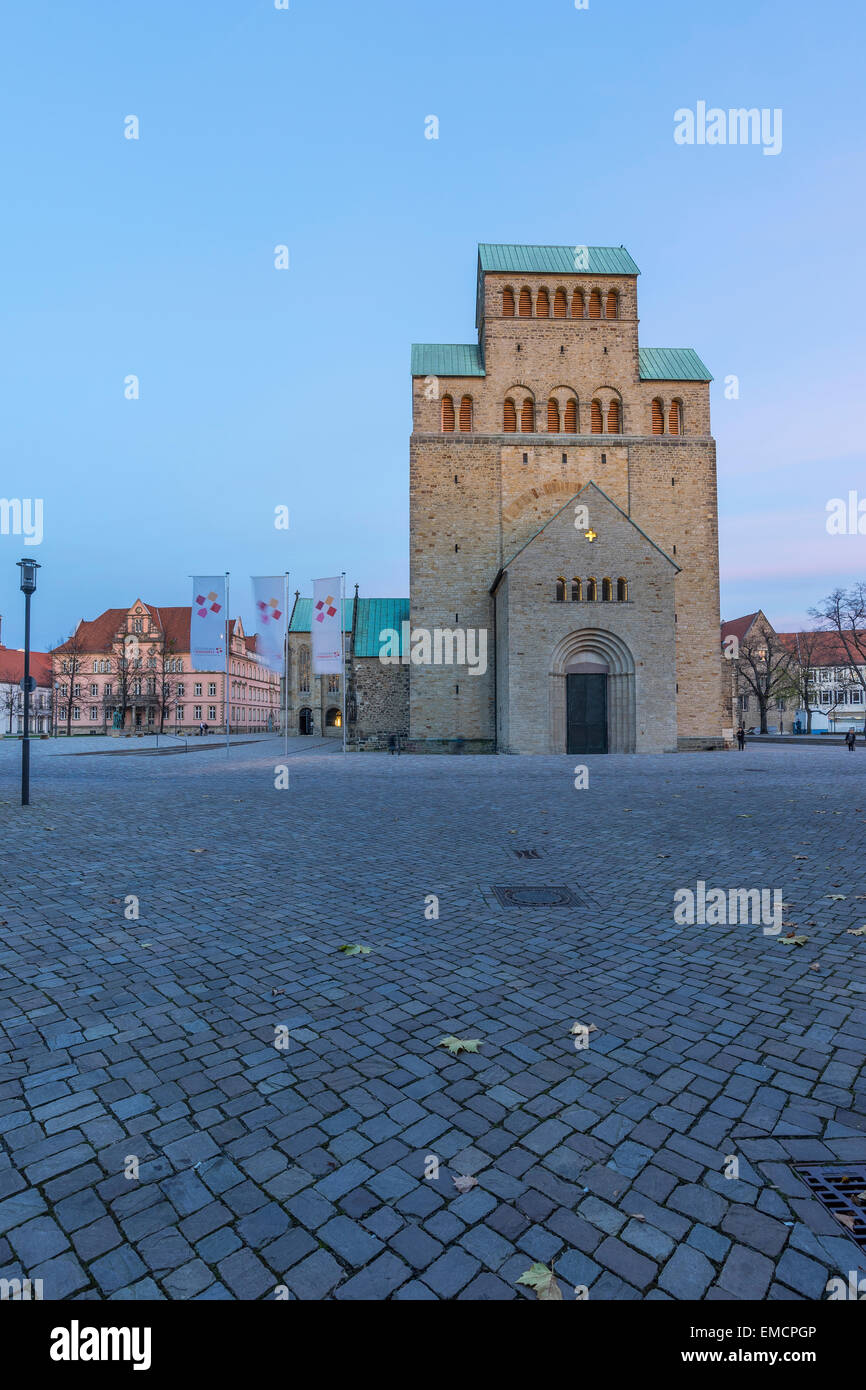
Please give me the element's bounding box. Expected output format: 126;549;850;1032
190;576;227;670
252;576;287;673
312;577;343;675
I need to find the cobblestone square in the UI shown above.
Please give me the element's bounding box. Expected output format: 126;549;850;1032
1;739;865;1300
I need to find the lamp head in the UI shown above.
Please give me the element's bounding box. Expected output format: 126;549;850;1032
17;558;40;594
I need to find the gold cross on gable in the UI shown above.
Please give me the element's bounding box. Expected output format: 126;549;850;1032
584;528;598;542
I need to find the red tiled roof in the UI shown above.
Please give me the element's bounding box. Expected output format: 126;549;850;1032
0;647;52;687
777;631;866;667
52;604;194;656
720;612;760;646
147;607;191;652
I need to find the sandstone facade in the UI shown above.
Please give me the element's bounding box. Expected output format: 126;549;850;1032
410;244;724;753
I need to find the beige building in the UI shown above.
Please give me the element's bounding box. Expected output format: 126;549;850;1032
410;243;724;753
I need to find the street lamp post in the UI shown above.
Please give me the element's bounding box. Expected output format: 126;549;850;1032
17;558;40;806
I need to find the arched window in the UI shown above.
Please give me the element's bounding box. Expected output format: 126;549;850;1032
518;287;532;317
554;289;567;318
93;660;98;672
617;577;628;601
607;399;621;433
502;287;515;316
589;289;602;319
590;399;603;433
520;397;535;432
459;396;473;431
651;398;664;434
571;289;585;319
669;399;682;435
564;398;578;433
299;645;311;692
547;399;560;432
602;577;613;601
441;395;455;431
504;398;517;432
587;578;597;601
605;290;618;319
536;288;550;317
555;578;566;602
571;578;582;601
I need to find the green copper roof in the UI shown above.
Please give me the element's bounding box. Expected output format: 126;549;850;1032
289;596;410;659
289;598;353;633
639;347;712;381
411;343;485;377
478;244;640;276
353;598;410;658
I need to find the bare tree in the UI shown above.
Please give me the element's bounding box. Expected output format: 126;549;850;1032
782;629;832;733
152;633;179;733
1;685;19;734
810;585;866;731
53;628;88;737
736;627;794;734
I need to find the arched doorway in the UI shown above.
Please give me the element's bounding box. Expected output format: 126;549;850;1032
324;707;342;736
298;707;313;735
549;630;636;753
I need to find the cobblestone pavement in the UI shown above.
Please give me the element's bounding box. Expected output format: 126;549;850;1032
1;740;865;1301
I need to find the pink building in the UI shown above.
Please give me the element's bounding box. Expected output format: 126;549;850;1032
52;599;281;735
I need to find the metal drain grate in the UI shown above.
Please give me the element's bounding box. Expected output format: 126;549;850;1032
792;1163;866;1252
491;886;577;908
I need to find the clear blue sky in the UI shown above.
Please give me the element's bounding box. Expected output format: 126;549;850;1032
1;0;863;649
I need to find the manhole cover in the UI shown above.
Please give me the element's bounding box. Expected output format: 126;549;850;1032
792;1163;866;1252
491;886;577;908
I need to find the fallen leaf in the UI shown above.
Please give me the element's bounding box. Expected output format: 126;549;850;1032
827;895;847;901
452;1174;477;1193
837;1214;856;1230
780;934;808;946
632;1214;647;1222
847;926;866;936
438;1035;481;1055
516;1262;563;1301
808;962;821;971
190;848;206;854
338;943;371;956
272;987;285;997
793;855;808;860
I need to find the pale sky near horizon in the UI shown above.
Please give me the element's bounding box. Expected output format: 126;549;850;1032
1;0;864;648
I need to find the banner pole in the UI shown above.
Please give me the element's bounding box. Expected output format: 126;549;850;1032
225;571;230;757
341;571;347;754
284;571;289;757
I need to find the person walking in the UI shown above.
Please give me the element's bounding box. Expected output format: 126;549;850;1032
199;721;205;737
736;724;746;751
846;728;856;752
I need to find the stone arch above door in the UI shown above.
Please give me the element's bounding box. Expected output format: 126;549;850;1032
549;628;636;753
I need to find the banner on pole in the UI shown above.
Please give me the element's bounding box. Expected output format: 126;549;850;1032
251;576;287;672
190;576;227;671
312;577;343;675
